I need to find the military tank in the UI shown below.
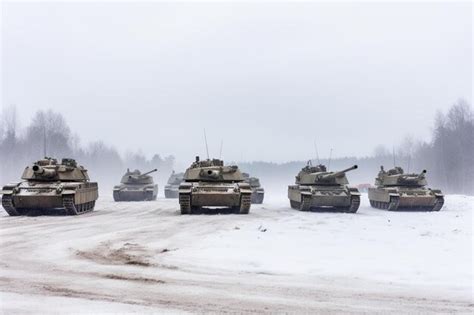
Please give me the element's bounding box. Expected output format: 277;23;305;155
288;162;360;213
368;166;444;211
178;156;252;214
164;171;184;198
242;173;265;204
113;169;158;201
0;157;98;216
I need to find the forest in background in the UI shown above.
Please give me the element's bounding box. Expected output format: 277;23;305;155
0;108;174;191
240;100;473;195
0;100;472;195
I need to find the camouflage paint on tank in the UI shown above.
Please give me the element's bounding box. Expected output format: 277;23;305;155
0;157;99;216
178;156;252;214
368;166;444;211
288;161;360;213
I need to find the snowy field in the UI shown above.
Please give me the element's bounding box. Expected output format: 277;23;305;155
0;193;472;314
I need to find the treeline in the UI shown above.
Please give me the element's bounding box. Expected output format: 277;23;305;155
0;107;174;190
240;100;474;195
1;100;472;195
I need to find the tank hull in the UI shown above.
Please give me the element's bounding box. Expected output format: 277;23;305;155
1;181;98;216
368;187;444;211
288;185;360;213
178;182;252;214
164;185;179;199
113;184;158;202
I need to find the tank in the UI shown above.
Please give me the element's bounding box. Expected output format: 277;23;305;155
178;156;252;214
113;168;158;201
0;157;99;216
368;166;444;211
164;171;184;198
288;162;360;213
242;173;265;204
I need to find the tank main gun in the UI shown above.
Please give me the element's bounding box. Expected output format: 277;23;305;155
140;169;158;177
318;165;358;180
32;165;57;178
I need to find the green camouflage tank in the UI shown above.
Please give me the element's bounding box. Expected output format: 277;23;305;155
1;157;98;216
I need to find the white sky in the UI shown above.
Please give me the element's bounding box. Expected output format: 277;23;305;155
1;2;472;165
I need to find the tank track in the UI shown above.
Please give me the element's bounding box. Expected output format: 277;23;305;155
342;195;360;213
2;195;21;216
251;194;264;204
370;196;400;211
179;194;191;214
299;194;312;211
113;191;121;202
63;195;95;215
432;196;444;211
145;191;156;201
289;200;300;210
237;194;251;214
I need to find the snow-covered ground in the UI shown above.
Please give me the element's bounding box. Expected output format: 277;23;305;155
0;193;472;314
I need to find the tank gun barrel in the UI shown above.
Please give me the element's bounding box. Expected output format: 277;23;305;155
417;169;427;179
141;168;158;177
320;165;358;180
32;165;57;177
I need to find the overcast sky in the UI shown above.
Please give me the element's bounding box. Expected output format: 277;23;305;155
1;2;472;167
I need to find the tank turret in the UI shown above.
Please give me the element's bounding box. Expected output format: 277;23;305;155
296;162;358;186
368;166;444;211
1;157;98;216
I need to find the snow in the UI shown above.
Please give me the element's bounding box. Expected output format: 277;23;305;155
0;193;472;313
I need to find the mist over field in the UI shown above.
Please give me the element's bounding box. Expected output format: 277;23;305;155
1;2;473;314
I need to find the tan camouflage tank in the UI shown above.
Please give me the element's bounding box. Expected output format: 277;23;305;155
1;157;98;216
179;157;252;214
368;166;444;211
242;173;265;204
288;162;360;213
113;169;158;201
164;171;184;199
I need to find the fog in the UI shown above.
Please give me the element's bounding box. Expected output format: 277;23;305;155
2;2;472;168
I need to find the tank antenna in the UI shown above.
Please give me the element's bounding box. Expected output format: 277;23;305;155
407;154;411;173
203;128;210;160
314;140;320;164
43;125;47;157
328;148;333;170
392;146;396;167
219;139;223;159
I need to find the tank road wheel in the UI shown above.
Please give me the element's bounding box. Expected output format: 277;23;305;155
345;195;360;213
63;195;94;215
179;194;191;215
299;195;312;211
432;196;444;212
237;194;251;214
2;195;20;216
